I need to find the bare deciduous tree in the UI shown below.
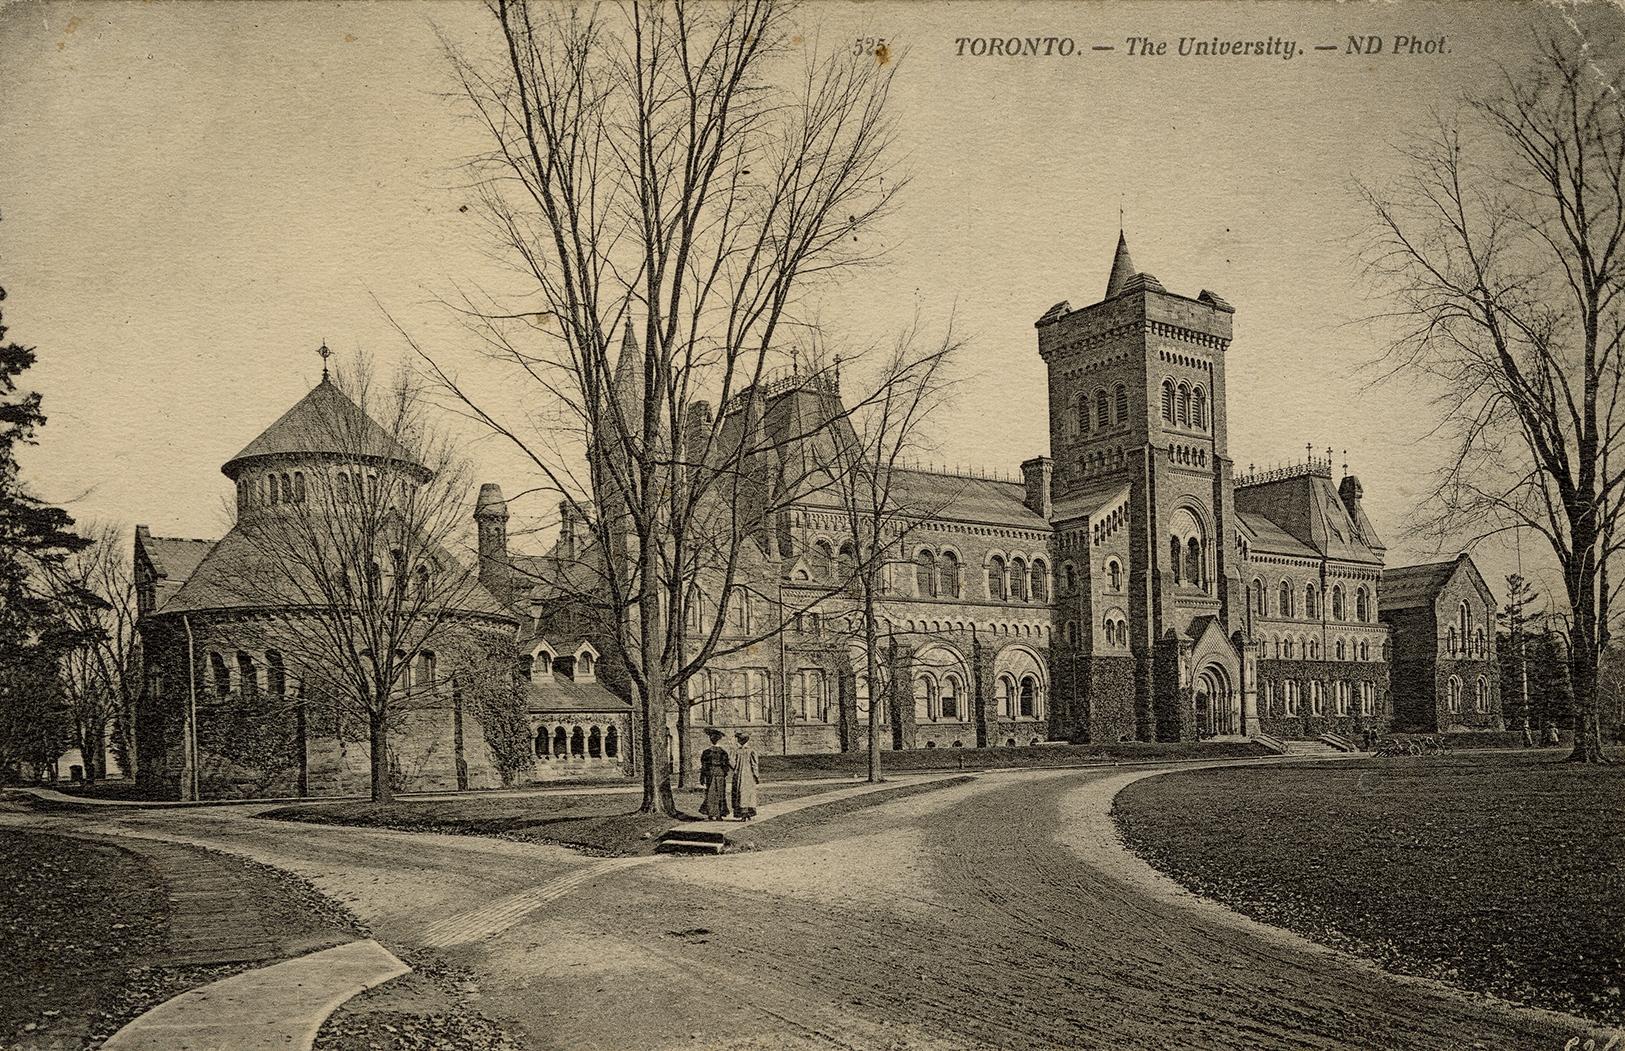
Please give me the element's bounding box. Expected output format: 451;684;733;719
1359;30;1625;762
423;0;903;814
226;361;517;801
52;523;141;781
822;329;961;782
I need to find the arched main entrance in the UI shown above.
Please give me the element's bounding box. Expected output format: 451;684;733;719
1195;663;1237;737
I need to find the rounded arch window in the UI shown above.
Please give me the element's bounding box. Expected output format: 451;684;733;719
1192;387;1207;430
1018;676;1039;718
1114;383;1128;422
1160;380;1175;422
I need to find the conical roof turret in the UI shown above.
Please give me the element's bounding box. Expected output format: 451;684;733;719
220;375;419;480
1105;231;1137;299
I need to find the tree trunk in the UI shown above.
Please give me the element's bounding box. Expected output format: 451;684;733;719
369;703;393;803
636;591;679;816
864;582;882;784
676;676;692;790
1564;558;1610;764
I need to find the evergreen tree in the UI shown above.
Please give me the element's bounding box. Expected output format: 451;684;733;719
0;280;93;779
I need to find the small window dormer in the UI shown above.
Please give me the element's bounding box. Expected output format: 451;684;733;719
573;642;599;683
530;643;555;683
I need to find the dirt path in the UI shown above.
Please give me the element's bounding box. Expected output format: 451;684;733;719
5;767;1601;1049
461;767;1586;1050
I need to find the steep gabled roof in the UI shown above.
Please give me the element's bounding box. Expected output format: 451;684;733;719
136;530;217;611
1236;510;1318;559
1233;470;1383;565
1381;557;1464;613
221;377;415;479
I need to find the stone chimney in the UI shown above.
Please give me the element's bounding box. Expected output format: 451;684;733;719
558;499;585;563
474;483;511;605
1020;456;1053;519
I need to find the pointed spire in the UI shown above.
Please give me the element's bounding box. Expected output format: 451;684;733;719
612;320;643;408
1105;232;1137;299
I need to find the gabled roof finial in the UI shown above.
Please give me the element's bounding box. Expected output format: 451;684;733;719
317;340;331;382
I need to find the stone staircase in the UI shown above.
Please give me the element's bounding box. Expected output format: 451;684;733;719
655;825;729;855
1280;738;1343;755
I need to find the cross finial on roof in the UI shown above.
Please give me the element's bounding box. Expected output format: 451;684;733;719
1305;441;1313;462
318;340;332;382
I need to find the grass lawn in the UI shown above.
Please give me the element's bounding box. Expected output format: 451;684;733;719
261;780;852;855
762;739;1273;778
0;831;169;1047
1113;752;1625;1025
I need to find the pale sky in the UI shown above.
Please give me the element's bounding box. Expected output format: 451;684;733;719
3;0;1613;611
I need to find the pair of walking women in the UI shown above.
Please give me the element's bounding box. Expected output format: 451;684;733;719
698;729;760;821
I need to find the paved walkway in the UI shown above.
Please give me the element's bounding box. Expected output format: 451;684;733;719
101;939;408;1051
667;771;970;836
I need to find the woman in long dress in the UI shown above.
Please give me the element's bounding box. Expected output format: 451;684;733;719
731;731;761;821
699;729;732;820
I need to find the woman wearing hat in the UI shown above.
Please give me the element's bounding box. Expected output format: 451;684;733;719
698;728;732;820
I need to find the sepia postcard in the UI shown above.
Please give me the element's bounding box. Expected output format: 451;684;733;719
1;2;1622;1049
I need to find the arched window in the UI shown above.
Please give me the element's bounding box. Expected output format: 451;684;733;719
1447;675;1462;713
1030;559;1048;602
1335;638;1346;660
1170;537;1183;584
1192;387;1207;430
587;726;602;758
995;675;1014;718
1474;628;1486;659
837;543;858;592
1161;380;1175;422
1304;584;1318;619
915;549;936;597
942;675;961;720
1018;676;1038;718
1253;579;1266;616
939;551;961;598
1114;384;1128;422
1283;637;1295;659
988;556;1007;601
535;725;550;757
1075;393;1088;436
1457;601;1471;643
1184;538;1202;590
1279;580;1293;617
265;650;286;697
268;474;281;504
1360;640;1370;661
1108;560;1123;591
1009;557;1028;601
814;540;835;582
1475;676;1488;712
1447;626;1459;656
236;652;258;697
914;676;934;721
1356;586;1369;622
1177;383;1191;426
553;726;568;756
1332;585;1345;620
605;725;619;758
1308;637;1319;660
570;726;586;757
416;650;437;693
1095;389;1110;429
210;652;230;698
293;472;306;502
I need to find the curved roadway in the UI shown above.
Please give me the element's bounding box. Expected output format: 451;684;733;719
7;766;1591;1050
